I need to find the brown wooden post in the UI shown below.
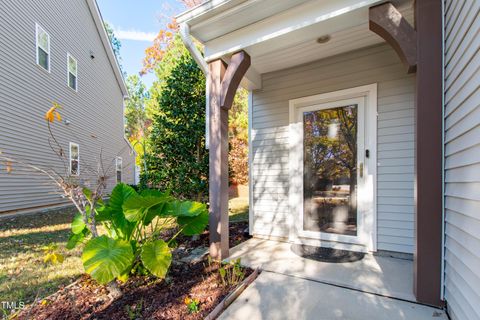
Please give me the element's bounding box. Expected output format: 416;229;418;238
370;1;443;306
208;59;229;260
208;51;250;260
414;0;443;307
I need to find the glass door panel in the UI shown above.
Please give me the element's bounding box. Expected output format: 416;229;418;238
303;105;358;236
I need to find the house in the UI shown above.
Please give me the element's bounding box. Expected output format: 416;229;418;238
178;0;479;318
0;0;135;214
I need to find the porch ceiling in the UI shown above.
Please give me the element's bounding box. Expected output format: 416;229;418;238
250;11;413;75
178;0;414;89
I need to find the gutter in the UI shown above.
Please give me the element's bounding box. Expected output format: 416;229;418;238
179;23;211;149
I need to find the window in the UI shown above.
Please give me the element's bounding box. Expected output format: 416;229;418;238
115;157;122;183
67;54;77;91
69;143;79;176
36;23;50;71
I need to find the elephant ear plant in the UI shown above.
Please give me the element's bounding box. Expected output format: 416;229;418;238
67;183;209;285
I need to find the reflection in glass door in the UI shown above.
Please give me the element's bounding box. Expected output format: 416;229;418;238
303;105;358;236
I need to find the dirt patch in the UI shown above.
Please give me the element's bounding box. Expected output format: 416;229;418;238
16;221;251;320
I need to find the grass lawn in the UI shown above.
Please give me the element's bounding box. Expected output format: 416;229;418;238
0;207;82;308
229;197;249;222
0;198;249;310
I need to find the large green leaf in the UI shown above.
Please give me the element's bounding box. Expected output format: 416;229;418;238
66;230;87;250
123;195;169;223
143;203;166;226
139;189;174;224
140;240;172;279
95;205;112;222
109;183;136;211
71;214;86;234
177;210;209;236
96;205;134;240
140;189;170;198
113;213;136;240
142;190;174;225
104;184;137;239
82;235;134;284
169;201;207;218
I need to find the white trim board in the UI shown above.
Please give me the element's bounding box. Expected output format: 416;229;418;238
288;84;378;252
248;90;254;236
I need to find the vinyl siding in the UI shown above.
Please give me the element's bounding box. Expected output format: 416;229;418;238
0;0;135;213
251;44;415;253
444;0;480;319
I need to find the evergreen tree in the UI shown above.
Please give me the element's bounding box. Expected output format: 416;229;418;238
142;53;207;200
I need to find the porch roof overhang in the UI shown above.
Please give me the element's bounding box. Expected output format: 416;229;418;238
176;0;414;90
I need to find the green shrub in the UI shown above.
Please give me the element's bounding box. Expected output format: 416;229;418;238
216;258;246;287
67;183;208;284
142;53;208;201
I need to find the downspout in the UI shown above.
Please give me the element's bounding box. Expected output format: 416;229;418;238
179;23;211;149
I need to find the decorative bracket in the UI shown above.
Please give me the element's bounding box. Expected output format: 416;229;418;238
219;51;251;109
369;2;417;74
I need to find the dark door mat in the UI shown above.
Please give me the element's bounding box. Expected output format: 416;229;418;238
291;244;365;263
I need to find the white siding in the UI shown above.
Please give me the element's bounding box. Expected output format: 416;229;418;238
251;44;415;253
444;1;480;319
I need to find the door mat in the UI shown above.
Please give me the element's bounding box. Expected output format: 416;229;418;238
291;244;365;263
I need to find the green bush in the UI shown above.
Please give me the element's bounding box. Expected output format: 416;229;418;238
141;53;208;201
67;183;208;284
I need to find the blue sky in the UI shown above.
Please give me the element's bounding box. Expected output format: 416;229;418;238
97;0;187;88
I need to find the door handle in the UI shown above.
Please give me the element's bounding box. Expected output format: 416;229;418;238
359;162;364;178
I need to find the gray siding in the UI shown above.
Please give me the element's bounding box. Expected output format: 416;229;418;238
444;0;480;319
251;44;415;253
0;0;135;213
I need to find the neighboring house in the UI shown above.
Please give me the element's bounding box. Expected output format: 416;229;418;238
178;0;478;318
0;0;135;214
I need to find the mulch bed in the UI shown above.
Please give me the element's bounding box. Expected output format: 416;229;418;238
174;221;250;250
16;221;251;320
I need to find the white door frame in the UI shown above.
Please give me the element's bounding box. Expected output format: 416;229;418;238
288;84;377;252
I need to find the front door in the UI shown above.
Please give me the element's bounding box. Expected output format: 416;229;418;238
289;85;377;251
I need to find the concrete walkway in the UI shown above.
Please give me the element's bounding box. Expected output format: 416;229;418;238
218;271;448;320
227;238;415;301
220;238;448;319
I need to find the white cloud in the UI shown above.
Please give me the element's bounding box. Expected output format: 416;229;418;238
114;28;157;42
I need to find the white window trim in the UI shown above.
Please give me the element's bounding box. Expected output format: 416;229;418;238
69;142;80;176
116;156;123;183
35;23;50;72
67;53;78;92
